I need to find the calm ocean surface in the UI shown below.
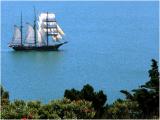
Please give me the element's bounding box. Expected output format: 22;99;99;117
1;1;158;103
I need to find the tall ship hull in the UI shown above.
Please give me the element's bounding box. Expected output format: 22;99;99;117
9;42;67;51
9;9;67;51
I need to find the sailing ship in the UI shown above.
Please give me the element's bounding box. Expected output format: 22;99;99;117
9;9;67;51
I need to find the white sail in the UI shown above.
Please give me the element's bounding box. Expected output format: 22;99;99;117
25;24;35;44
57;33;62;39
41;28;48;44
43;28;47;32
57;24;65;35
37;21;41;28
37;30;44;46
41;28;58;36
37;12;65;43
52;33;62;42
52;36;59;42
12;25;21;44
40;22;57;28
39;13;55;22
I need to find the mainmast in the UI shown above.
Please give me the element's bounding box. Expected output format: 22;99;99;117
34;7;37;46
20;12;23;45
46;12;49;46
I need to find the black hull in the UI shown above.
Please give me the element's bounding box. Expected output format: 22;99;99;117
9;42;67;51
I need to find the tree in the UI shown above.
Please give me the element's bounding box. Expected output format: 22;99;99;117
1;98;95;119
64;88;80;101
1;86;10;106
80;84;95;101
121;59;159;118
64;84;107;118
143;59;159;91
103;99;140;119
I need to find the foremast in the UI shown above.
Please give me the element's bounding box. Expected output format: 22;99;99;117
46;12;49;46
20;12;23;46
33;7;37;46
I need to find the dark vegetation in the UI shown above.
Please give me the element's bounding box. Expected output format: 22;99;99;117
1;59;159;119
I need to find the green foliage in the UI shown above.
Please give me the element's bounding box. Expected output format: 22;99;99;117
120;90;133;99
103;99;140;119
80;84;95;101
1;100;27;119
144;59;159;91
1;86;9;106
64;84;107;118
64;88;80;101
120;59;159;118
46;98;95;119
1;98;95;119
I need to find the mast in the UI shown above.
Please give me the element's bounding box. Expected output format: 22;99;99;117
34;7;37;46
20;12;23;45
46;12;49;46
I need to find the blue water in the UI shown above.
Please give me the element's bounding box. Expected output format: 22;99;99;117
1;1;159;103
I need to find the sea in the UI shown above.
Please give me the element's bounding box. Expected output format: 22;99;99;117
1;1;159;103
